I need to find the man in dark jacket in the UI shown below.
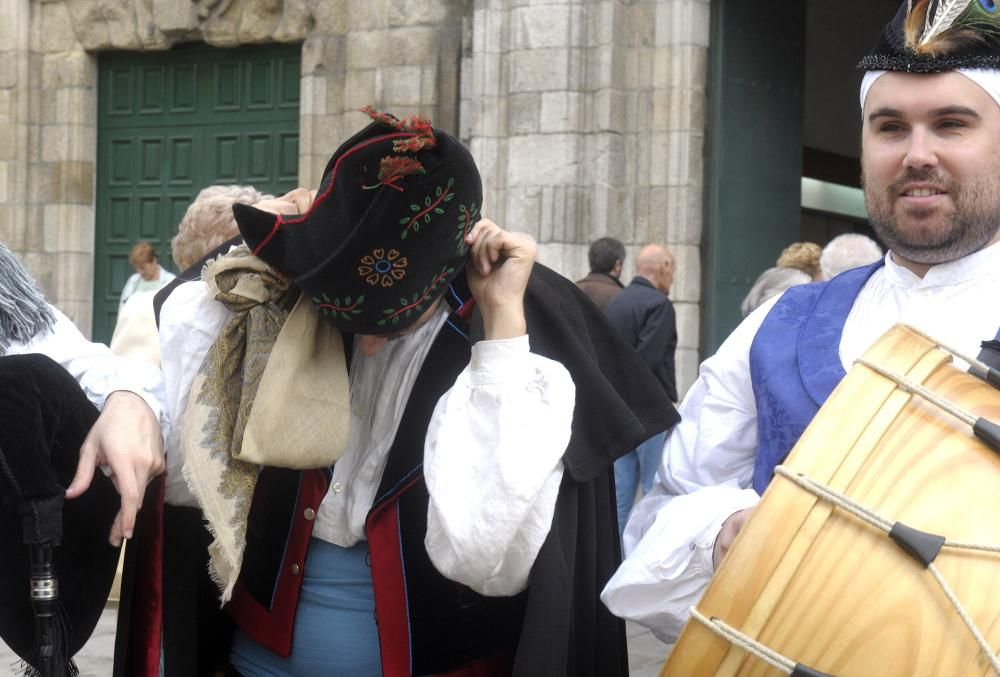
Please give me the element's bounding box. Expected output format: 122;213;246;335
576;237;625;312
605;243;677;537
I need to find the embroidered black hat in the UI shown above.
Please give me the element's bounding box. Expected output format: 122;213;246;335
860;0;1000;72
233;107;482;335
0;354;122;676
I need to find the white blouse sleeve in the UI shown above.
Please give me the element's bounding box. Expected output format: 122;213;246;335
424;335;573;597
15;306;168;439
601;295;782;642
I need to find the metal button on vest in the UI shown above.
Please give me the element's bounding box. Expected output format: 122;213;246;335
304;508;316;521
332;482;343;494
291;563;301;576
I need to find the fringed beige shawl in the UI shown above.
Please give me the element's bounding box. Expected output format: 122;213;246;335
179;245;350;602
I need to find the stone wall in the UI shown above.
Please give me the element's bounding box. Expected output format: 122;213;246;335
3;0;709;395
461;0;709;394
4;0;465;335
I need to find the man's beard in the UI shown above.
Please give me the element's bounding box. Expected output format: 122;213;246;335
863;168;1000;266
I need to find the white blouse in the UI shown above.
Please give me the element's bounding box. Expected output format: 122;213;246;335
159;281;574;596
7;305;168;433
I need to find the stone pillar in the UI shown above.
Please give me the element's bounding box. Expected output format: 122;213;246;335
463;0;710;396
300;0;466;186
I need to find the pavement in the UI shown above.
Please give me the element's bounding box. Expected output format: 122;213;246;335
0;608;669;676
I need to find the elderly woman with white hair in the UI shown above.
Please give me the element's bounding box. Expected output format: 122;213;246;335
820;233;884;280
111;185;274;366
739;266;812;318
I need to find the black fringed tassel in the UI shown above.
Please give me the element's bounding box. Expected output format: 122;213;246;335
21;544;77;677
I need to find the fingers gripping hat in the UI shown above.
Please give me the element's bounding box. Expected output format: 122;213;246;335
860;0;1000;72
0;354;122;676
233;107;483;335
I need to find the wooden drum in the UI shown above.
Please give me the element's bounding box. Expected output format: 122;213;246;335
664;325;1000;676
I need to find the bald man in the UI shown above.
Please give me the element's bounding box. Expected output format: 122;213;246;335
605;244;678;537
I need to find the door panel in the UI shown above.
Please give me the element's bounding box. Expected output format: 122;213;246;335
94;42;301;342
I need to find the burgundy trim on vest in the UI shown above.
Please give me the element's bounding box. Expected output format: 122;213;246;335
126;476;165;676
367;474;422;677
226;469;329;657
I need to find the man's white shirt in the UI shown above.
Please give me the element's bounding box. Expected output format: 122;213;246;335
602;241;1000;642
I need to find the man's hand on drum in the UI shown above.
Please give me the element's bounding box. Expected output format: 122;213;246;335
65;391;165;547
713;506;755;569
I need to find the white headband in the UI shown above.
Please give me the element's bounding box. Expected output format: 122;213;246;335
860;68;1000;113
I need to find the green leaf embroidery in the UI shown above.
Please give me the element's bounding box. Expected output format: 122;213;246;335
399;217;410;224
357;295;365;303
434;207;444;215
322;293;331;302
400;297;408;305
444;193;454;202
401;231;408;240
436;186;442;197
423;214;431;224
378;318;387;327
424;196;431;207
383;309;394;315
392;316;400;325
410;204;419;212
345;296;352;305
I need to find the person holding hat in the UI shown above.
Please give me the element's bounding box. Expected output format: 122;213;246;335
602;0;1000;644
0;243;166;674
0;241;166;549
115;107;678;676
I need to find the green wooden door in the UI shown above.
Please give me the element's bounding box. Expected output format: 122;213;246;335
94;42;301;342
702;0;806;355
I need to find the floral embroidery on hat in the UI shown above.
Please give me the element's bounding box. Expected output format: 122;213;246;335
314;293;366;322
377;265;453;327
359;248;408;288
455;203;479;252
398;178;455;240
362;156;426;193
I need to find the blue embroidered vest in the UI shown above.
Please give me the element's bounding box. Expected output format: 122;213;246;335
748;262;883;494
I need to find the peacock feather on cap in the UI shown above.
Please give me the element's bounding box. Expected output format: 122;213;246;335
904;0;1000;57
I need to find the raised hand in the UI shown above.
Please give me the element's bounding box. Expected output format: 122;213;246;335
464;219;537;340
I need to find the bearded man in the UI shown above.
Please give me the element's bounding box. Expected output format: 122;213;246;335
602;0;1000;643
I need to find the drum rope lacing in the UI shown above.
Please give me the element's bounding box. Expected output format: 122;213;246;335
691;464;1000;676
689;332;1000;675
689;609;806;675
774;466;1000;675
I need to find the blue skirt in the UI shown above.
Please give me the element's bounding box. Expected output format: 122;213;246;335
230;539;383;676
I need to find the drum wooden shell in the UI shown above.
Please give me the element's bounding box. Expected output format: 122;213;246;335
663;325;1000;677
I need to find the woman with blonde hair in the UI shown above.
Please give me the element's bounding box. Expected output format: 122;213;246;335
171;185;273;271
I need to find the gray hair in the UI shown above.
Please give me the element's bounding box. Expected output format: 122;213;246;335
741;267;812;318
172;185;273;270
0;243;54;354
820;233;883;280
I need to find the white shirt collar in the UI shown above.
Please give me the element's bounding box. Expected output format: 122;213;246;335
883;238;1000;290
